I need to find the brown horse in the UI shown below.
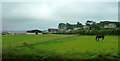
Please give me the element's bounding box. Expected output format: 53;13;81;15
96;34;105;41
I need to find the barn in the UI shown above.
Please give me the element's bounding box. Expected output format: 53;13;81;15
48;28;58;33
26;29;42;35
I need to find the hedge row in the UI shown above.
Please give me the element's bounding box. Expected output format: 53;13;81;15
57;28;120;35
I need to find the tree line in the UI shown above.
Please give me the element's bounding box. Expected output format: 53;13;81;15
58;20;120;35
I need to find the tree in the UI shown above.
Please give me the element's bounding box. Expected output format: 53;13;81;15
85;20;94;30
58;23;66;29
77;22;83;27
66;23;72;30
85;20;93;26
91;22;100;30
85;20;101;30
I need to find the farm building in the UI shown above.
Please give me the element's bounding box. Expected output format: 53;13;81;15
42;30;49;34
48;28;58;33
2;32;16;35
26;29;42;35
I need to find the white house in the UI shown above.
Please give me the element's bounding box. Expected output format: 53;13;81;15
83;25;89;29
104;23;116;28
73;27;80;30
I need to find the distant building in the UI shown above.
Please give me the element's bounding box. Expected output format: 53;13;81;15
73;27;80;30
66;29;72;32
83;25;89;29
2;32;10;35
42;30;49;34
2;32;16;35
48;28;58;33
26;29;42;35
8;32;15;35
103;23;116;28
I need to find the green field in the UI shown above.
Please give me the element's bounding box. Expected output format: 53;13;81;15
2;34;119;60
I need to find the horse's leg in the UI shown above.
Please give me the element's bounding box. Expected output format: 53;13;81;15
96;37;98;41
102;37;104;41
96;37;99;41
98;38;100;42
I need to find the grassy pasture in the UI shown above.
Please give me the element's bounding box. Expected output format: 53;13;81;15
2;34;119;60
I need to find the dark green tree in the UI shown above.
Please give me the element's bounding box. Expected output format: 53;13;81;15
58;23;66;29
77;22;83;27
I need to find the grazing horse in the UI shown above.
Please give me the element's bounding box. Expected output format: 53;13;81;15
96;34;105;41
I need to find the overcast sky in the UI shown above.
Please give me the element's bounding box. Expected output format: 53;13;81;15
2;2;118;31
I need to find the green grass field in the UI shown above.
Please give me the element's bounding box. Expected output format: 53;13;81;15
2;34;119;60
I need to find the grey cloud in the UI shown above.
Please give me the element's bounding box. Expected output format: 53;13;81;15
2;2;118;31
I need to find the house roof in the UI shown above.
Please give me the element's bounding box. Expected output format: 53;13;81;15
27;29;42;33
48;29;58;32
